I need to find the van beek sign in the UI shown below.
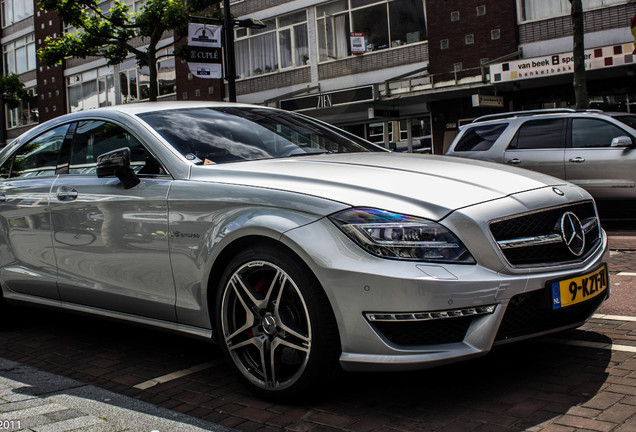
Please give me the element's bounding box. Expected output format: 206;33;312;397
490;42;635;83
187;23;222;79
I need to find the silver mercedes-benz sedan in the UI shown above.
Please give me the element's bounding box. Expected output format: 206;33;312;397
0;102;608;399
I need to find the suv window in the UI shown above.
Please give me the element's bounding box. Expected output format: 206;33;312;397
70;120;164;175
0;124;70;179
454;124;507;151
612;115;636;129
572;118;630;148
508;119;565;150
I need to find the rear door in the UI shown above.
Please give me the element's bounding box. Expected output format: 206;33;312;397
565;117;636;199
0;124;71;299
50;119;176;321
503;118;566;179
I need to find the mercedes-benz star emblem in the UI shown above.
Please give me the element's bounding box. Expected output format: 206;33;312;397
559;211;585;256
553;187;565;196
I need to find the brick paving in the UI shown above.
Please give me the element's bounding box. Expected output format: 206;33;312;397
0;230;633;431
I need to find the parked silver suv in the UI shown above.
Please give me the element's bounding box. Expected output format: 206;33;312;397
445;109;636;201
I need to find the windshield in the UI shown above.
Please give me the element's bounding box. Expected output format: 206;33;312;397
138;107;384;165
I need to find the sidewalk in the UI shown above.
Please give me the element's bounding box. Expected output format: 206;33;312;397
0;358;230;432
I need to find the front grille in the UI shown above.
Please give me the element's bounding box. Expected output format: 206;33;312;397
495;288;606;342
490;201;601;266
370;317;473;346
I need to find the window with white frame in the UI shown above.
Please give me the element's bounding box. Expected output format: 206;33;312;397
519;0;625;22
3;33;36;74
67;67;116;112
118;48;176;103
6;87;38;129
1;0;34;27
316;0;426;62
124;0;147;12
234;10;308;79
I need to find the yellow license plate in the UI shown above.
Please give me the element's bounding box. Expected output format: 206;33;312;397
551;264;608;310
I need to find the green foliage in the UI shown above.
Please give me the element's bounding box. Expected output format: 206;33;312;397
38;0;213;100
0;74;29;109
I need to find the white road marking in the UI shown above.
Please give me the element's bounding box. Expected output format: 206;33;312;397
592;313;636;322
542;314;636;353
617;272;636;277
133;359;224;390
544;338;636;353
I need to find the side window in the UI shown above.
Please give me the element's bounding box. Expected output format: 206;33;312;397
69;120;164;175
508;119;565;150
453;124;507;152
0;124;70;179
572;119;629;148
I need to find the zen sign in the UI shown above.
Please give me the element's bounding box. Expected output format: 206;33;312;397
187;23;222;79
280;86;375;111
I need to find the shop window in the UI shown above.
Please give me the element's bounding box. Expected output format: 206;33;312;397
366;122;392;145
317;0;426;62
235;11;308;78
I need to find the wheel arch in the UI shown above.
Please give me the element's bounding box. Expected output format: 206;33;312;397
206;235;339;344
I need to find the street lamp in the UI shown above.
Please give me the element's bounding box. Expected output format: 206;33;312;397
191;2;265;102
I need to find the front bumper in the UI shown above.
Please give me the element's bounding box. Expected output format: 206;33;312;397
281;209;608;372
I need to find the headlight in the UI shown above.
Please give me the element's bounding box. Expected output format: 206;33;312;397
329;208;475;264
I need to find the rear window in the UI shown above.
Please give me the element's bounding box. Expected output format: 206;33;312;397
453;124;507;151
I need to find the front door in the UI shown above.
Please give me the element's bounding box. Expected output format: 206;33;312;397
565;117;636;199
50;119;176;321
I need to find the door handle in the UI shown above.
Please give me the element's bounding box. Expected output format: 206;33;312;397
56;187;78;201
569;157;586;163
507;158;521;165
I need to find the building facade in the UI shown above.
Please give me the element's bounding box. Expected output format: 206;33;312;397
2;0;635;152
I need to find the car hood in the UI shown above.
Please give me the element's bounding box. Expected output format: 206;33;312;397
190;153;569;220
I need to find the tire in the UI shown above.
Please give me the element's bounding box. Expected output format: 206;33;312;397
215;245;340;400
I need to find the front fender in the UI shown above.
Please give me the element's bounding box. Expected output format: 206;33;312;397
166;180;346;328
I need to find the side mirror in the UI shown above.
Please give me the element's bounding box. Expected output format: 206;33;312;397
96;147;140;189
610;136;633;148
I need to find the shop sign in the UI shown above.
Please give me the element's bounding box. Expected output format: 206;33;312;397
490;42;635;83
186;23;222;79
471;94;503;107
350;32;366;54
280;86;375;111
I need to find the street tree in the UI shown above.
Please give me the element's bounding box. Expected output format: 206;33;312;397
0;74;30;145
38;0;212;101
569;0;589;109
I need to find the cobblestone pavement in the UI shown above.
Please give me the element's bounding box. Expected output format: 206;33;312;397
0;229;633;432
